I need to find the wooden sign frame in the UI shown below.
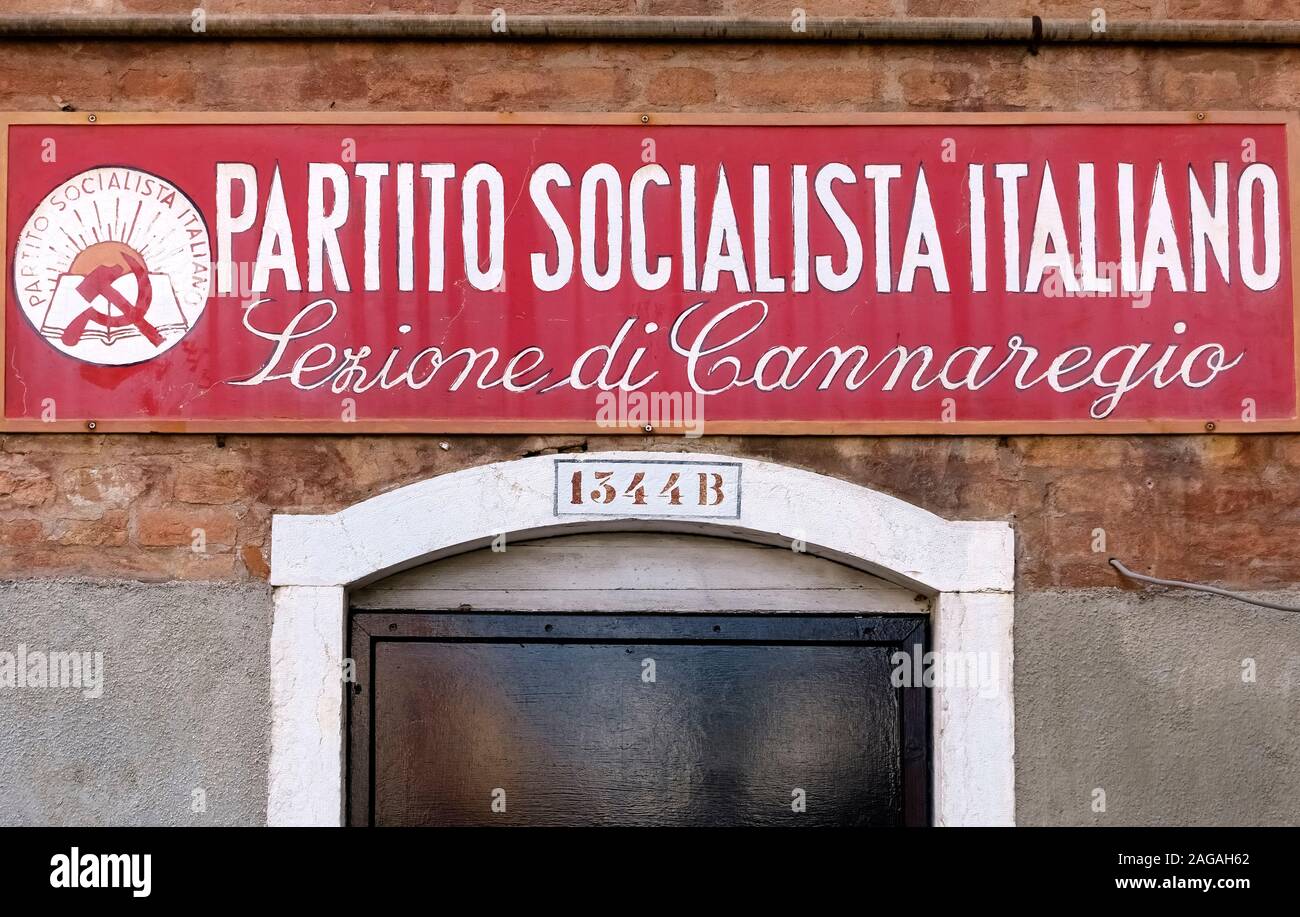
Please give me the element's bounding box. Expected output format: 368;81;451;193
2;109;1298;435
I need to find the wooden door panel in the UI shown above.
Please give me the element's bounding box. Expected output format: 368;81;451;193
350;613;929;826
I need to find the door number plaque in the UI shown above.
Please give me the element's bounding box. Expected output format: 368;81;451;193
553;459;742;519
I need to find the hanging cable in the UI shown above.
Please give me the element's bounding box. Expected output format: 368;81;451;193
1109;558;1300;614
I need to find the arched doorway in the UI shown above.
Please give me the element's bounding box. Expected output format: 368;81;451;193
267;451;1016;826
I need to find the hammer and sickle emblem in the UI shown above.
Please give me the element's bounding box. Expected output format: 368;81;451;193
61;252;164;347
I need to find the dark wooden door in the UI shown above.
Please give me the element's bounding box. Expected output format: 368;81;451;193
349;613;928;826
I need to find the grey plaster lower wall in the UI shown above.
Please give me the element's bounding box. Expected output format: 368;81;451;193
0;581;272;826
0;580;1297;825
1015;589;1300;826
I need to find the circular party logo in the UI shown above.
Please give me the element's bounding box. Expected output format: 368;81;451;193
11;166;211;366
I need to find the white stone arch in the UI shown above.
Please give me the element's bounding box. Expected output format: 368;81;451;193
267;451;1016;826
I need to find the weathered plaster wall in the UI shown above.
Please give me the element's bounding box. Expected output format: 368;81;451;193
2;0;1299;825
0;581;271;825
1016;589;1300;826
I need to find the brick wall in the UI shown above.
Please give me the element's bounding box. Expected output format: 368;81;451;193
3;432;1300;589
3;0;1299;591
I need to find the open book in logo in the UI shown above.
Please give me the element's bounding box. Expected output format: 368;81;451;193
11;167;211;367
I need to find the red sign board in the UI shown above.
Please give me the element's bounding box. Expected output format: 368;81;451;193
3;113;1297;433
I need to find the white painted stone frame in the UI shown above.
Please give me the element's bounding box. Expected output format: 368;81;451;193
268;451;1016;826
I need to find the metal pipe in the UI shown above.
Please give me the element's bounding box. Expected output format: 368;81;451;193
1109;559;1300;614
1;13;1300;46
